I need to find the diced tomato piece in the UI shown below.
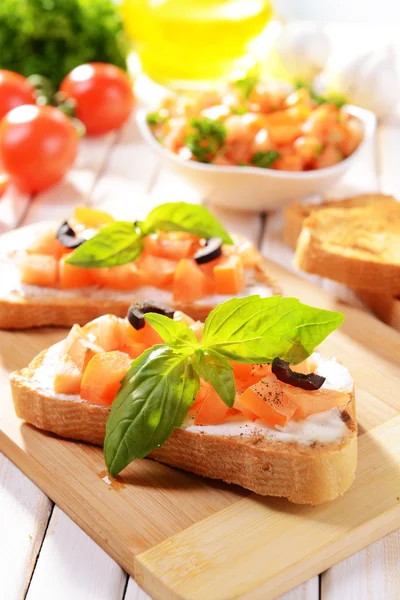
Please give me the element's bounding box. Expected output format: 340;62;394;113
54;355;83;395
82;315;128;351
194;386;230;425
81;351;132;406
233;362;272;391
188;378;210;415
125;320;164;347
91;263;146;290
213;255;245;295
198;256;222;279
233;398;258;421
28;230;70;260
19;253;59;287
284;386;349;420
59;255;93;289
139;254;178;287
173;258;211;302
119;342;148;359
239;377;296;427
143;231;199;260
73;205;114;228
64;324;103;370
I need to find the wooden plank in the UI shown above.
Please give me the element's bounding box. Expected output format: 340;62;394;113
26;507;126;600
321;530;400;600
134;415;400;600
0;453;52;600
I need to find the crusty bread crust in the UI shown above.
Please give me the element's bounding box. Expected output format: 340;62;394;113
284;194;394;250
10;348;357;505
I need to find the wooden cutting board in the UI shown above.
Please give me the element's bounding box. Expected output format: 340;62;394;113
1;256;400;600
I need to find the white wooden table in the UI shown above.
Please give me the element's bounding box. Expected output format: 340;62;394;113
1;22;400;600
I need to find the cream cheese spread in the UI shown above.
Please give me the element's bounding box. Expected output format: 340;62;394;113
30;343;353;446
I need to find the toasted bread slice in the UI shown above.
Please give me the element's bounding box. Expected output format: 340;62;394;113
0;223;279;329
284;194;400;327
10;344;357;505
284;194;393;250
293;195;400;295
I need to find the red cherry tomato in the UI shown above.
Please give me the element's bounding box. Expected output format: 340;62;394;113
0;70;36;121
0;105;78;193
60;63;134;135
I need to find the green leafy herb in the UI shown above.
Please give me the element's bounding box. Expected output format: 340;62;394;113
202;295;344;364
230;106;247;116
144;313;200;355
139;202;233;244
66;222;143;268
234;76;258;99
67;201;233;267
104;295;344;475
295;82;347;109
191;350;235;408
104;346;200;477
252;151;281;169
185;117;226;163
146;112;168;126
0;0;129;87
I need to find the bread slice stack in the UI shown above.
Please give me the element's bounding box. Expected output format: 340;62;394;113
284;194;400;330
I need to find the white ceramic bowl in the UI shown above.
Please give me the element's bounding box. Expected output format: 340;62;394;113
137;106;376;212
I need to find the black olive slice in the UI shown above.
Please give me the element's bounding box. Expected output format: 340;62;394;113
56;221;85;249
127;300;175;330
272;357;326;391
194;237;222;264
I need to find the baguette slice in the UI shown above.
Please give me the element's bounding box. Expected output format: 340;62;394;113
284;194;393;250
10;344;357;505
294;195;400;294
0;223;279;329
284;194;400;329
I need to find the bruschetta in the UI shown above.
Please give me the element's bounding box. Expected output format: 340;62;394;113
0;203;278;329
10;296;357;504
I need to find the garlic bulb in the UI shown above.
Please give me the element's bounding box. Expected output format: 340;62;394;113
270;23;331;83
323;47;400;118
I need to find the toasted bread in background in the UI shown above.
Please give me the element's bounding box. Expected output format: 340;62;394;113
284;193;400;328
10;346;357;505
284;194;394;250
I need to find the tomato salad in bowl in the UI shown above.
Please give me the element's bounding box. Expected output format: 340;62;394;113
138;78;375;211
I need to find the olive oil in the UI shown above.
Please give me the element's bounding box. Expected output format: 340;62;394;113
121;0;273;85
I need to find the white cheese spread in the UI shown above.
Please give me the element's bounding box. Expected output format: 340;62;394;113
30;343;353;446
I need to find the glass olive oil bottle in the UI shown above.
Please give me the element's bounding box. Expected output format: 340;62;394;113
121;0;273;85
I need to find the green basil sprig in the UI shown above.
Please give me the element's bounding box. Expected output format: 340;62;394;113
104;295;344;476
66;202;233;268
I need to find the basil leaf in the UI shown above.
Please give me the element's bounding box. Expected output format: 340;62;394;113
104;346;199;477
202;295;344;364
252;151;280;168
140;202;233;245
66;222;144;268
192;349;235;408
144;313;200;355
